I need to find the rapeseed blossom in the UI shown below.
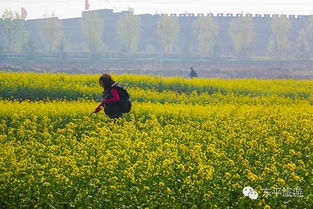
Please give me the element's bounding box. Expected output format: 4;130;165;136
0;72;312;208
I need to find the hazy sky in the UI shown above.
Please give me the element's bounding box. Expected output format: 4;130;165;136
1;0;313;19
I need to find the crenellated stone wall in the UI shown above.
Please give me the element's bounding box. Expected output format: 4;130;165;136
0;9;311;58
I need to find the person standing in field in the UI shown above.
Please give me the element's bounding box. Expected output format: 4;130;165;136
92;73;131;119
189;67;198;78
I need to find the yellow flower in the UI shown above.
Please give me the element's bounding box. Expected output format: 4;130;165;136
291;173;302;182
177;164;185;171
264;205;271;209
198;165;215;180
204;191;214;199
43;182;50;187
28;175;35;183
108;176;118;182
286;163;296;171
238;149;245;155
277;178;285;186
163;159;171;167
1;72;313;208
159;182;165;187
225;172;232;180
289;149;296;155
49;168;58;175
228;160;235;166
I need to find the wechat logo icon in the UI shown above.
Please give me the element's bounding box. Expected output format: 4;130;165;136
243;186;258;200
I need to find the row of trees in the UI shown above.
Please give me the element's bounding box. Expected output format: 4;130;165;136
0;10;28;53
1;9;313;59
0;10;63;54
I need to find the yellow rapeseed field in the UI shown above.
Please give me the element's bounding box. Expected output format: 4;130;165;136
0;71;312;208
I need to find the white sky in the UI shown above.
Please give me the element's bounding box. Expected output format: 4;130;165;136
1;0;313;19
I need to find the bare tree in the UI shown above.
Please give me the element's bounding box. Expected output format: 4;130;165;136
117;13;141;54
268;15;292;58
306;16;313;57
296;28;310;59
193;16;219;57
307;16;313;38
39;12;63;53
229;16;255;57
157;16;180;54
295;16;313;59
0;9;25;52
81;12;104;54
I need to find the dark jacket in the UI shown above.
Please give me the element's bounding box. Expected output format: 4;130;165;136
102;83;122;117
189;68;198;78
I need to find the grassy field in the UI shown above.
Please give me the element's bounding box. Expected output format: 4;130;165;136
0;71;312;208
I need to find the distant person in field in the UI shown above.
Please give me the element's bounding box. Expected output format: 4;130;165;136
189;67;198;78
92;74;131;119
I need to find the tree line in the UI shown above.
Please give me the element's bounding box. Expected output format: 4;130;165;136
1;9;313;60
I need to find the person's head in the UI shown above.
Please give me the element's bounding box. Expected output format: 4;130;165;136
99;73;114;89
